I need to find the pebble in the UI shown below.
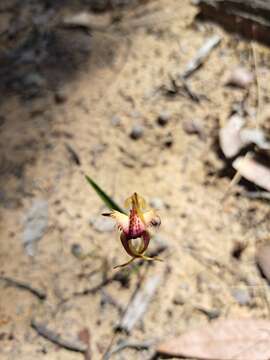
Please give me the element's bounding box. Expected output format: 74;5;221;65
71;243;83;258
129;124;144;140
23;72;45;88
22;199;48;256
54;89;68;104
173;294;186;306
157;111;171;126
150;197;165;210
111;115;121;126
226;67;254;89
163;133;173;147
232;288;251;306
182;118;205;140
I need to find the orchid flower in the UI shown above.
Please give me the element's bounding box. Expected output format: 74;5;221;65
103;193;162;269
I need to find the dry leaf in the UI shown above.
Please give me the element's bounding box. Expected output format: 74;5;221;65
256;245;270;284
233;157;270;192
157;318;270;360
219;116;270;158
219;115;245;158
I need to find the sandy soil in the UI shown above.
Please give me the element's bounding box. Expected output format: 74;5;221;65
0;0;270;359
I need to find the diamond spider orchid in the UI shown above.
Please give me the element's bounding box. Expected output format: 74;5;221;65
103;192;162;269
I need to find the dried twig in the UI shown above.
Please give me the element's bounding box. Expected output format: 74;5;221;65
103;339;155;360
116;273;162;333
242;191;270;200
0;276;46;300
65;144;81;166
101;290;124;314
181;35;221;79
73;245;167;298
31;319;87;353
78;328;92;360
73;276;115;297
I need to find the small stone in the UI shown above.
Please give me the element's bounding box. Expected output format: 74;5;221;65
150;197;165;210
111;115;121;126
232;288;251;306
129;124;144;140
90;216;115;233
71;243;83;258
163;133;173;147
173;294;185;306
226;67;254;89
157;111;171;126
54;89;68;104
23;72;45;87
182;118;205;140
197;306;221;320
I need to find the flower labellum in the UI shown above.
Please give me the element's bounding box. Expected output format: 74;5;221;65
103;193;162;268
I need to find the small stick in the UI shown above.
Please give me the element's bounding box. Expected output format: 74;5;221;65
100;290;124;314
78;328;92;360
31;319;87;353
116;273;162;333
242;191;270;200
103;339;155;360
0;276;46;300
65;144;81;166
73;276;115;297
181;34;221;79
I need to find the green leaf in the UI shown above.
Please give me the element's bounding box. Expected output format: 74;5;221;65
85;175;126;214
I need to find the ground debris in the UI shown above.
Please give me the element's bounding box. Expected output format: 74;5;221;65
156;318;270;359
225;67;254;89
116;273;162;333
31;319;88;353
61;11;111;31
182;118;206;140
0;276;46;300
65;144;81;166
78;327;92;360
233;156;270;192
196;0;270;44
22;199;48;256
219;114;270;158
181;34;221;79
103;338;155;360
256;245;270;284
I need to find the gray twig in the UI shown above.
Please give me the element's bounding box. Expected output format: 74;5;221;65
242;191;270;200
181;34;221;79
116;274;162;333
103;339;155;360
31;319;87;353
0;276;46;300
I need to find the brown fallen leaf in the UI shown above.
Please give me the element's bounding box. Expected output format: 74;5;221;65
156;318;270;360
256;245;270;284
233;156;270;192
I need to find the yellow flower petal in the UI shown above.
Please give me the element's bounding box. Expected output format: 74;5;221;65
124;192;147;210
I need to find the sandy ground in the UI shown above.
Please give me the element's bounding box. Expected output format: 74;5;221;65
0;0;270;359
